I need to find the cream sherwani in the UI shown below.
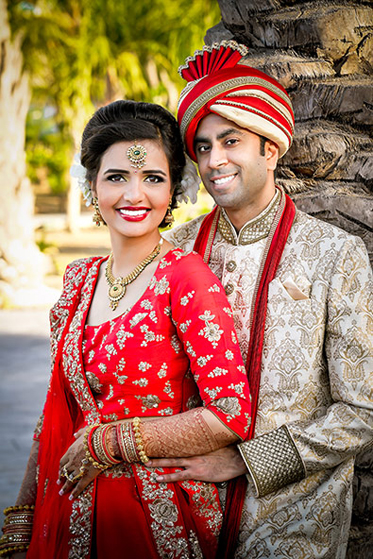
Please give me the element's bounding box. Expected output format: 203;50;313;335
164;200;373;559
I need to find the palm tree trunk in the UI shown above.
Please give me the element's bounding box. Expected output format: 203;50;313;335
0;0;47;307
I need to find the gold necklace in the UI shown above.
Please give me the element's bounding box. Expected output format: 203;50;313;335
105;238;163;310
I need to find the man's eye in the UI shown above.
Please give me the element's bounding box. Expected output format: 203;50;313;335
226;138;238;146
196;145;210;153
107;174;125;182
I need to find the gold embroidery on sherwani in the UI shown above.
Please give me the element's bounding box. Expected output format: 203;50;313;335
218;188;280;246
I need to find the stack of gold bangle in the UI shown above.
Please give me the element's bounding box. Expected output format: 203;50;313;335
92;424;121;466
83;423;121;470
132;417;149;464
83;419;149;469
83;424;110;470
0;504;35;557
116;422;139;463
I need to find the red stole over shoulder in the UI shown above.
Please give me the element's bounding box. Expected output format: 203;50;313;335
193;189;296;559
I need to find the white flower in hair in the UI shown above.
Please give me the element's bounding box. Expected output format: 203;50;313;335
70;153;92;207
177;156;201;205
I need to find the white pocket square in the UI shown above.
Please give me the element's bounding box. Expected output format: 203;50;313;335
282;277;309;300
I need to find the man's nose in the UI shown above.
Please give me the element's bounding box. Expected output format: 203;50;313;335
208;145;228;169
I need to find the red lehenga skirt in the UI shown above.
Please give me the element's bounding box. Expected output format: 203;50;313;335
27;359;222;559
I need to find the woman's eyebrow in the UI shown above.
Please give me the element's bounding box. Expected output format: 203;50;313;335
103;168;130;175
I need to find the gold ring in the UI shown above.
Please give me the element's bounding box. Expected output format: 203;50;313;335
62;465;70;478
69;471;84;483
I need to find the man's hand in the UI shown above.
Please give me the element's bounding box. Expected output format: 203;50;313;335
147;445;247;483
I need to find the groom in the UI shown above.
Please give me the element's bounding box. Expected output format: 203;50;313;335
154;41;373;558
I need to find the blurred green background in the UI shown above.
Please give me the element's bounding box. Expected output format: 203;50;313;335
10;0;218;225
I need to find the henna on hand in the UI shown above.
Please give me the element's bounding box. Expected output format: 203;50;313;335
141;408;237;458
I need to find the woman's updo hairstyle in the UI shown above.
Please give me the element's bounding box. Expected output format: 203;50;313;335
81;100;186;228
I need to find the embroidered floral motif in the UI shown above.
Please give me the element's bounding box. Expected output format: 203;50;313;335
198;311;223;348
133;378;149;387
135;394;161;412
116;327;134;349
157;363;168;378
208;284;221;292
215;397;241;421
197;354;213;367
180;291;195;306
208;367;228;377
149;275;170;295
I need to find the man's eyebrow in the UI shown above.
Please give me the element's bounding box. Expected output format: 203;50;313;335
217;128;244;140
194;128;244;145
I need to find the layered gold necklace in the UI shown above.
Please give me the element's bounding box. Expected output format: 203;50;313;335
105;238;163;310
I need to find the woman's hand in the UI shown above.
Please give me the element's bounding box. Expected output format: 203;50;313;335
58;428;102;499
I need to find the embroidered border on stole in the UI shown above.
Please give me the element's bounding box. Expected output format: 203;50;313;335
55;259;102;558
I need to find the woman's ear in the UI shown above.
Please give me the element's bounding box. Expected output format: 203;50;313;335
266;141;279;171
90;181;97;197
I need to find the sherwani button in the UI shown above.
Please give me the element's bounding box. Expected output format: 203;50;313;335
225;283;234;295
226;260;237;272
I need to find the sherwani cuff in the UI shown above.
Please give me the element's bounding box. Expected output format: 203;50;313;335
238;425;306;497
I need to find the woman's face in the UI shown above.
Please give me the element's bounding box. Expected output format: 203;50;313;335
93;140;171;242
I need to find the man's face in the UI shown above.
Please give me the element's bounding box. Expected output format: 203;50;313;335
194;113;278;223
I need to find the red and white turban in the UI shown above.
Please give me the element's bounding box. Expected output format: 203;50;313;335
177;41;294;161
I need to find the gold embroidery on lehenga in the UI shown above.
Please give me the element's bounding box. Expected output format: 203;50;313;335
68;485;94;559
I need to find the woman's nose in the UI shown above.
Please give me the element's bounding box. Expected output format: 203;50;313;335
122;177;144;204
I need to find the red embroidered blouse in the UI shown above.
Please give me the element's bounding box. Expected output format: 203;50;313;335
82;248;251;436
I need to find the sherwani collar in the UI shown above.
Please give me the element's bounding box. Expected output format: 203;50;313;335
218;188;281;246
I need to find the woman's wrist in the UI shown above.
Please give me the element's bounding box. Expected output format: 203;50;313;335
107;425;121;460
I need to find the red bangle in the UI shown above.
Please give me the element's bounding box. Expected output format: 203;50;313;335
87;424;101;464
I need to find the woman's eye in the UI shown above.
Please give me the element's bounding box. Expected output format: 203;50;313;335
145;175;164;183
107;174;125;182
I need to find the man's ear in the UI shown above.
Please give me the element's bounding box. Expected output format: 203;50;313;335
266;141;279;171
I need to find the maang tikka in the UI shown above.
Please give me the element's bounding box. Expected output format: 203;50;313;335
127;142;147;169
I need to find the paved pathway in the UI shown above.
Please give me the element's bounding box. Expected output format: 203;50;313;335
0;309;51;523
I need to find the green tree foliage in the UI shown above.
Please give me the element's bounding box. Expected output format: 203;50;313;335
8;0;220;205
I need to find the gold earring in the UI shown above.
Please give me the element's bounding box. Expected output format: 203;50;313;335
164;198;174;226
92;197;105;227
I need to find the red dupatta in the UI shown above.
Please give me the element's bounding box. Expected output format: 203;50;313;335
193;189;296;559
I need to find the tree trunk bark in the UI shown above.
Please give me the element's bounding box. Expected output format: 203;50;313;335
206;1;373;554
0;0;49;307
